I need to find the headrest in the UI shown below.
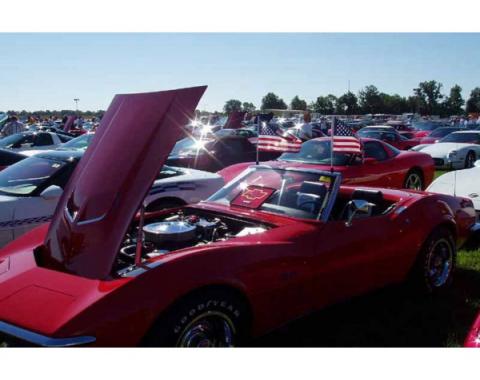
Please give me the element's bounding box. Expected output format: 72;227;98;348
299;181;327;197
352;189;384;203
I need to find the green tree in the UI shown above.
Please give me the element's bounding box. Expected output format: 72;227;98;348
242;102;256;113
414;80;444;115
312;95;336;114
380;93;409;114
442;85;464;116
223;99;242;114
261;92;287;110
336;92;359;115
358;85;383;114
466;87;480;113
290;95;307;111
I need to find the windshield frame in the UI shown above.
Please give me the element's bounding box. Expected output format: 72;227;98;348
206;165;341;222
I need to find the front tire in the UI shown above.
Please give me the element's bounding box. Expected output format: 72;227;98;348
144;289;249;347
403;169;424;190
410;227;456;294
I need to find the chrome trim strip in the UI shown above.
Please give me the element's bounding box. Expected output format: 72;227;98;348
0;321;96;347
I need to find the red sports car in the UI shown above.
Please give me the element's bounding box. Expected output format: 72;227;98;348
0;88;476;347
220;137;435;191
357;128;420;150
465;313;480;347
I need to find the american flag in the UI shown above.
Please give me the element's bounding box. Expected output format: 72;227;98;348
257;123;302;153
331;119;362;154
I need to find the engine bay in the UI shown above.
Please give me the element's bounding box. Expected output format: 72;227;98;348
114;208;270;276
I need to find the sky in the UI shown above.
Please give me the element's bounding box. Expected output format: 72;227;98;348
1;33;479;112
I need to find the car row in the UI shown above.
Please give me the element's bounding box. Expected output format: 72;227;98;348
0;87;478;347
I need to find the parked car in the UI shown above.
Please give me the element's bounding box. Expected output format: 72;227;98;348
167;128;280;172
220;137;435;190
410;121;445;138
0;148;224;248
0;88;476;347
412;127;462;145
357;128;419;150
465;313;480;347
0;131;71;154
0;149;25;171
411;131;480;169
427;160;480;213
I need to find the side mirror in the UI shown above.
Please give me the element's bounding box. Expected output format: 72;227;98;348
345;199;374;227
475;160;480;168
40;185;63;200
363;157;377;165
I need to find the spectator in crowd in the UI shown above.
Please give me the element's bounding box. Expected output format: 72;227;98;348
0;115;26;137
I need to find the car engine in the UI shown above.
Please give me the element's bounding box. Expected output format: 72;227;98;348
114;208;270;276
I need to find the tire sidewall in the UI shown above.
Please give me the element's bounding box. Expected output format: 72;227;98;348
417;228;456;294
144;289;249;347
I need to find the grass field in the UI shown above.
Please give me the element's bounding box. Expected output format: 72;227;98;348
255;170;480;347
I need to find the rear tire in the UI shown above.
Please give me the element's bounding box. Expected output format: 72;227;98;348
465;151;476;169
409;227;456;294
143;289;249;347
403;169;424;190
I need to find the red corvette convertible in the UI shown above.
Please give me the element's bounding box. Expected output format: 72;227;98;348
220;137;435;191
465;313;480;347
0;88;476;347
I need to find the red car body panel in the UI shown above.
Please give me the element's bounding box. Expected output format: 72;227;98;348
465;313;480;347
43;87;206;279
219;138;435;189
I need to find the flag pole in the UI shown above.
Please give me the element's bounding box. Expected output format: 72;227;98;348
330;116;335;173
256;116;261;165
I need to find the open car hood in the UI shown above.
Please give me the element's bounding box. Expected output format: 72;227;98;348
42;86;207;279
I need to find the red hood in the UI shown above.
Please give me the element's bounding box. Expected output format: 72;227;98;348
43;86;207;279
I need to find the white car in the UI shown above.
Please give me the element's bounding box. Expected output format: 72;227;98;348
427;160;480;213
0;150;224;247
411;130;480;169
0;131;69;154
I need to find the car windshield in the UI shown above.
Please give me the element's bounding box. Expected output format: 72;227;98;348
0;133;23;148
60;133;94;150
279;139;356;166
207;166;335;220
170;137;214;156
357;130;383;139
429;128;458;138
440;133;480;143
0;156;67;196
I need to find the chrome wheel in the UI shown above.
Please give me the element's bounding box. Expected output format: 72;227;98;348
176;311;236;347
426;238;453;288
405;172;423;190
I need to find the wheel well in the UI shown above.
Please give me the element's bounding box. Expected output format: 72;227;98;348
145;196;186;211
409;166;424;178
435;221;457;243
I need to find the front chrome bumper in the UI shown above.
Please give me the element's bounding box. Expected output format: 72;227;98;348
0;321;95;347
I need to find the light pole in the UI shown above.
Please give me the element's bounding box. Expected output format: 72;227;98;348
74;98;80;112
